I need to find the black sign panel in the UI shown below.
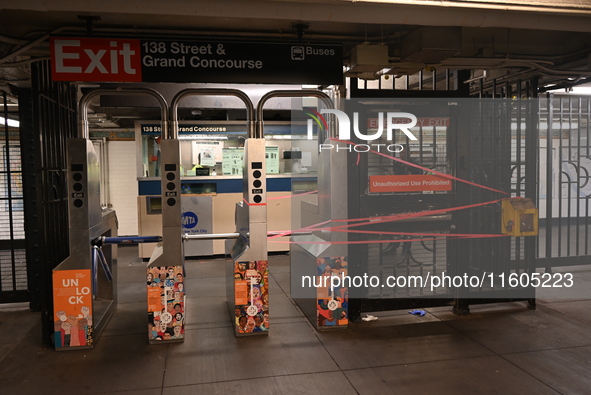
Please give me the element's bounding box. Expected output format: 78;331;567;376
140;40;343;85
140;124;243;134
51;37;342;84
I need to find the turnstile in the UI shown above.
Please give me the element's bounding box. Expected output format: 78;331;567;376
51;88;143;350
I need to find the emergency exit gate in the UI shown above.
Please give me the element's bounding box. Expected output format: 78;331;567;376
341;85;591;320
344;95;540;319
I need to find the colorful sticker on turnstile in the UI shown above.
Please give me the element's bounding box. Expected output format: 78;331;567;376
52;269;93;349
147;266;185;341
316;256;349;328
234;261;269;334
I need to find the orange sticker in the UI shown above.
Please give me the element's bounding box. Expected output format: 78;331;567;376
147;287;162;312
53;270;92;319
235;280;248;305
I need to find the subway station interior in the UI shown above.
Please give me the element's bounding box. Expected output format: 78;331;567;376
1;1;591;394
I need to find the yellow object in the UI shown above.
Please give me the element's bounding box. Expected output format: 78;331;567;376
501;198;538;236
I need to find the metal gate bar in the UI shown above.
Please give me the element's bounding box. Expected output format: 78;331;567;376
1;90;27;303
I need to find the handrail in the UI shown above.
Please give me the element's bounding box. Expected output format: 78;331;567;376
170;88;255;139
256;90;335;140
78;87;168;139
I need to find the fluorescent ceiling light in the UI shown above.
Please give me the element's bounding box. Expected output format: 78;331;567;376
546;85;591;95
0;117;19;127
570;87;591;94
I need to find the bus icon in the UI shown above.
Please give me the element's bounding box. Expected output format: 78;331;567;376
291;46;305;60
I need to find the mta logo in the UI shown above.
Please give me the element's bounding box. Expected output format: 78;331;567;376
181;212;198;229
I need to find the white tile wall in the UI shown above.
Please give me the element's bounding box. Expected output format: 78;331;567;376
107;141;138;236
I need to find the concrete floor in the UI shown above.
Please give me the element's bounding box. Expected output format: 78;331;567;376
0;245;590;394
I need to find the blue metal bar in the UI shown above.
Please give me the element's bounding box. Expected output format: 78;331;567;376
102;236;162;244
92;247;99;298
96;247;113;282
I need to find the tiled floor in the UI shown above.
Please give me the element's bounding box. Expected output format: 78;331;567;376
0;245;590;394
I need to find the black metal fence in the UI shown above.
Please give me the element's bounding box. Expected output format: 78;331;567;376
538;94;591;267
19;60;77;343
346;73;591;321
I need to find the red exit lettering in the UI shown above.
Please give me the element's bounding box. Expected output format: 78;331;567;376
51;37;142;82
